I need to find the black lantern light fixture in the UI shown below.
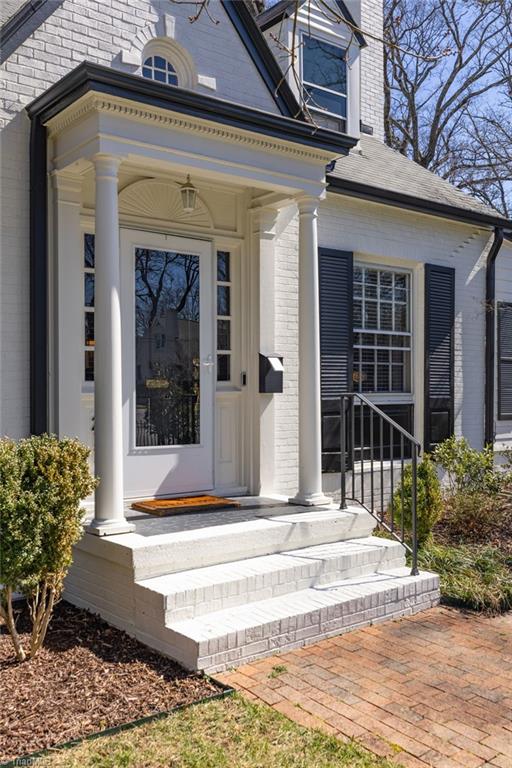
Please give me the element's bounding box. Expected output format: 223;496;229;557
180;174;197;213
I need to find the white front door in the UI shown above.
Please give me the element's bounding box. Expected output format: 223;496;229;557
121;229;214;498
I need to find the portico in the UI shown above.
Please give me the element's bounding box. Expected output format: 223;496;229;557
28;62;354;533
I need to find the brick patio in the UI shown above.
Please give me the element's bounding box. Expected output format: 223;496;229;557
217;607;512;768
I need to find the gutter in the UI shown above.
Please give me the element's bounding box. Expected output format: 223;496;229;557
327;175;512;230
485;227;505;447
29;114;48;435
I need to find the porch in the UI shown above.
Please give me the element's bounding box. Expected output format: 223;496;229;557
28;62;348;529
28;62;438;672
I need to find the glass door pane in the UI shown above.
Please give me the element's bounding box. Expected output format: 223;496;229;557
134;248;200;447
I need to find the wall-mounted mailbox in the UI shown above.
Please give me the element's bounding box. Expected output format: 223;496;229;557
259;354;284;394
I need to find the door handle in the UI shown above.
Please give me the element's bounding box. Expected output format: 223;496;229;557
201;355;215;369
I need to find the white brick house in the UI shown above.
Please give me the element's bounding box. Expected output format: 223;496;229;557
0;0;510;671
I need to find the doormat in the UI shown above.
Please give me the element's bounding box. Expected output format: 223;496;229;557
131;495;241;516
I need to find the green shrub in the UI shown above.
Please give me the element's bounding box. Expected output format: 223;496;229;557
433;436;512;497
418;542;512;615
439;490;506;545
0;435;96;661
388;453;443;546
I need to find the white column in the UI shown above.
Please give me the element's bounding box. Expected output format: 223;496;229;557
87;154;134;536
290;196;331;506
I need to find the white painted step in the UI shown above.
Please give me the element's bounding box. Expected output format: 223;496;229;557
135;537;406;622
122;505;375;579
141;568;439;673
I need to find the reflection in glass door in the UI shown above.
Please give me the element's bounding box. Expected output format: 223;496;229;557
135;248;200;447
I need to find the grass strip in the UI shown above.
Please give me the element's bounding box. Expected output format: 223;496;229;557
33;693;396;768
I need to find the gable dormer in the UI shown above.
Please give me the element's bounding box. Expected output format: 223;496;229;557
258;0;366;138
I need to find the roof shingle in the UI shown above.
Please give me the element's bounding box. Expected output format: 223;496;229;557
328;135;509;226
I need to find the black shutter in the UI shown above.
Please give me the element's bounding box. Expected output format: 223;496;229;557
318;248;353;471
424;264;455;452
498;302;512;420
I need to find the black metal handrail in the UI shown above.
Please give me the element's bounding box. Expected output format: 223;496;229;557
337;392;419;576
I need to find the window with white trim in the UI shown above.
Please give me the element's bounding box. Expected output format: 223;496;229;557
142;55;178;86
84;233;95;382
353;265;411;394
301;34;347;131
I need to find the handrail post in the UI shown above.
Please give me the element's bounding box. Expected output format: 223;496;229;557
340;395;347;510
410;445;419;575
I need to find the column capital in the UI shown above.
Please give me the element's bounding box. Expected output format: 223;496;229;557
295;194;321;216
251;205;279;238
92;153;123;180
51;169;83;203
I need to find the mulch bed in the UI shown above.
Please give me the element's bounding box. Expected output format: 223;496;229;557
0;601;224;763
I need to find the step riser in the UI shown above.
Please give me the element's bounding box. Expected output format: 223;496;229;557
161;576;439;672
152;553;406;623
200;590;440;673
131;509;375;580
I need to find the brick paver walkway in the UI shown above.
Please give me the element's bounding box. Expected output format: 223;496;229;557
217;607;512;768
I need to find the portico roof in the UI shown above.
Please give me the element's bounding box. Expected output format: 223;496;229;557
26;61;357;157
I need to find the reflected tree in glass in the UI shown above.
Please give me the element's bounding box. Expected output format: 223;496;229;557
135;249;200;447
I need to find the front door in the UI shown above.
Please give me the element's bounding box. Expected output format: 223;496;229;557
121;229;214;498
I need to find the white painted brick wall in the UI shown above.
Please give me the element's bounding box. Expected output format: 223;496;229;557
359;0;384;141
0;0;280;438
344;0;384;140
273;206;300;495
495;240;512;447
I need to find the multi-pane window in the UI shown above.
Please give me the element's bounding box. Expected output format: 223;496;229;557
302;34;347;129
216;251;231;382
353;266;411;394
142;56;178;86
84;233;95;382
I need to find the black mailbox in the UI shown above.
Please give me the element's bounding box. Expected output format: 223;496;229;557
259;354;284;393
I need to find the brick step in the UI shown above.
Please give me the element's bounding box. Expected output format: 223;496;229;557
161;568;439;673
135;536;406;622
122;505;375;580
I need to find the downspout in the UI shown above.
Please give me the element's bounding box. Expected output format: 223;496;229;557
484;226;504;447
29;113;48;435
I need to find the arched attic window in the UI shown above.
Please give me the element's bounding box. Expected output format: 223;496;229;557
142;55;179;86
141;39;196;90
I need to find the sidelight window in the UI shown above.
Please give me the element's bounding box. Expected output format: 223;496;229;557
216;251;232;382
84;233;95;382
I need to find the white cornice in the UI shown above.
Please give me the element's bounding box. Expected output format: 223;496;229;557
45;91;333;164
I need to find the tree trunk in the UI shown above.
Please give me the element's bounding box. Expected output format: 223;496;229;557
29;582;56;658
0;587;26;662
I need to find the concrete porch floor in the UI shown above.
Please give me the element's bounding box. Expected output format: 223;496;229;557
84;496;326;537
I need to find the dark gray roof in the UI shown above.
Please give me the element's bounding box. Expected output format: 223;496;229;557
0;0;25;25
328;136;511;228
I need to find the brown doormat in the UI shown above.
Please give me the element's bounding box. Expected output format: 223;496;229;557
131;495;241;516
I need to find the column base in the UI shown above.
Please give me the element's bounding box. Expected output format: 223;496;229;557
86;518;136;536
288;492;333;508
